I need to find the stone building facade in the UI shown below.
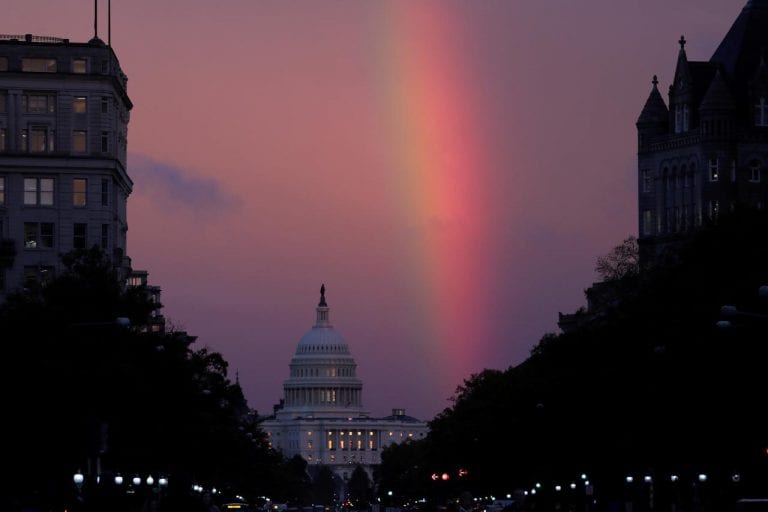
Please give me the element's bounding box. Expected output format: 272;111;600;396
637;0;768;259
0;34;132;296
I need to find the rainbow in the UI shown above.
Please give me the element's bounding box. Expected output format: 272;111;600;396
375;3;499;392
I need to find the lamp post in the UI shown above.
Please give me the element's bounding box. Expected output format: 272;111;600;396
73;469;85;508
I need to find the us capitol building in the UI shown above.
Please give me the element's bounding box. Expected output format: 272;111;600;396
260;285;428;483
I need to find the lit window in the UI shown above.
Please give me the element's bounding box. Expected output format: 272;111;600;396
755;97;768;127
24;178;54;205
0;176;4;205
307;441;313;449
0;129;6;152
72;59;87;74
750;161;761;182
23;222;54;249
709;158;719;181
73;223;87;249
22;58;57;73
73;131;87;152
73;96;87;114
0;57;7;71
23;93;56;113
73;178;87;206
30;128;47;152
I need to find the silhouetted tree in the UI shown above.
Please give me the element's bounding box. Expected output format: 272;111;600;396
0;248;283;510
595;236;639;281
347;466;373;508
313;466;337;506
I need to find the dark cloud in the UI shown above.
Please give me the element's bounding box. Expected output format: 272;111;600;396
129;153;240;218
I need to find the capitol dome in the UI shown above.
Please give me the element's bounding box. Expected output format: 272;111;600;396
276;285;367;419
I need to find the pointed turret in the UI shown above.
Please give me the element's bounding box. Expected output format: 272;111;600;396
637;76;669;145
638;76;669;125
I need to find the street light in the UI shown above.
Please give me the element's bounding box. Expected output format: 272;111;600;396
73;470;85;490
114;474;124;485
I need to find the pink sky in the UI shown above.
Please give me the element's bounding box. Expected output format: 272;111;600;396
6;0;747;420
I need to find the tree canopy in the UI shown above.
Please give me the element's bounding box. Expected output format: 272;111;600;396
0;248;288;510
378;209;768;507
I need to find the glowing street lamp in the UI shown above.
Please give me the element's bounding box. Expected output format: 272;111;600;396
73;470;85;490
114;474;124;486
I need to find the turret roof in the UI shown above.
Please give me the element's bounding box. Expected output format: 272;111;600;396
637;76;668;125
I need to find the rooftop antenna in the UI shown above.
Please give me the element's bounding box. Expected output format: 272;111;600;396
108;0;111;47
93;0;98;39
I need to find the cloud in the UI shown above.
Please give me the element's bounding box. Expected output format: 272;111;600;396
129;153;240;218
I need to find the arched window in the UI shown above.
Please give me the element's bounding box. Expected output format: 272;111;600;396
755;97;768;126
750;160;762;182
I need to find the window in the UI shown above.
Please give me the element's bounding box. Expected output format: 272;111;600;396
100;225;110;249
101;132;109;153
709;200;720;220
675;104;689;133
73;131;87;152
22;58;57;73
100;60;109;74
731;160;737;182
24;178;54;205
72;59;86;74
709;158;719;181
22;93;56;113
29;127;48;152
24;265;55;288
756;97;768;127
73;223;87;249
0;57;7;71
24;222;54;249
750;161;761;182
642;170;652;193
73;96;87;114
0;176;4;205
73;178;87;207
0;129;6;152
643;210;652;236
0;91;6;113
101;97;109;114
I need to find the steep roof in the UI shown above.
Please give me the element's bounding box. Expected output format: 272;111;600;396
637;76;668;126
699;70;736;112
710;0;768;92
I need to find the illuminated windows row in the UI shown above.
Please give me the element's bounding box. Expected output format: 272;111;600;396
0;176;110;208
0;56;109;75
0;128;111;154
22;221;110;250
